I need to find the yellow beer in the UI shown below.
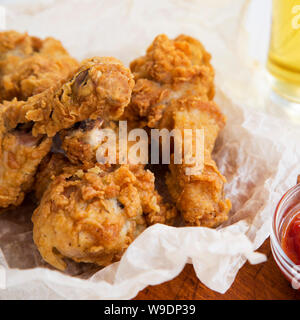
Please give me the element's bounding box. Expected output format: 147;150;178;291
267;0;300;102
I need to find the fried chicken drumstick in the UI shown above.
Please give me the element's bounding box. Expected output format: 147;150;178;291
0;57;134;208
165;97;231;227
0;31;78;102
32;153;174;270
126;34;231;227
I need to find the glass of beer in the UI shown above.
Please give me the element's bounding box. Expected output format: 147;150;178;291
267;0;300;103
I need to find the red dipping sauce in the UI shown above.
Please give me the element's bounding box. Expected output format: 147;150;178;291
282;212;300;265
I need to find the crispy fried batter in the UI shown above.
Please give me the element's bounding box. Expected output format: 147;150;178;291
0;57;134;208
32;162;175;270
124;34;231;227
123;34;214;128
34;152;75;200
0;30;79;101
0;124;52;208
60;118;115;170
130;164;176;226
165;98;231;227
2;56;134;137
61;118;135;169
60;119;177;224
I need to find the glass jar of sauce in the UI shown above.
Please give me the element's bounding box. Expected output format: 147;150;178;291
271;182;300;289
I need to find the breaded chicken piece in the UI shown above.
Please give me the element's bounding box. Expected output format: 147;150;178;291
165;98;231;227
0;57;134;208
60;119;177;224
3;56;134;137
35;152;176;226
123;34;214;128
124;35;230;227
32;161;174;270
0;30;78;102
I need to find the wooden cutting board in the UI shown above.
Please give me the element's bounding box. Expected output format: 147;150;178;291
134;238;300;300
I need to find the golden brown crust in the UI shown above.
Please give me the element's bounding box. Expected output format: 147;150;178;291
0;30;79;102
0;104;53;208
130;34;214;87
123;34;231;227
32;164;176;270
1;57;134;137
164;98;231;227
0;131;52;208
34;153;75;201
0;56;134;208
123;34;215;128
60;120;177;225
61;129;98;168
128;165;177;225
60;118;115;170
166;157;231;227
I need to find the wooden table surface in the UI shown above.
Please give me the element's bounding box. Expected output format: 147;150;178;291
134;238;300;300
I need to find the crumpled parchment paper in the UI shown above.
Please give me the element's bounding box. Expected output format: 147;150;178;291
1;0;300;299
